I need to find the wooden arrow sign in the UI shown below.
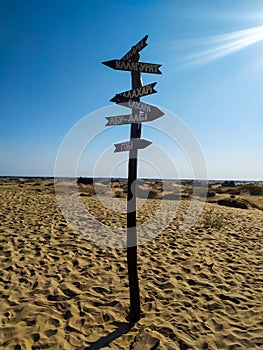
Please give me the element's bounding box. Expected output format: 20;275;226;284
110;83;157;103
120;101;164;119
114;139;152;153
105;109;164;126
106;113;145;126
102;60;162;74
121;35;148;61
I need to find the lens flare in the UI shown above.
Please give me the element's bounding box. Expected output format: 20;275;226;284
180;25;263;67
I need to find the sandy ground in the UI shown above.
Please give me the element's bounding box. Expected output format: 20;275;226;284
0;178;262;349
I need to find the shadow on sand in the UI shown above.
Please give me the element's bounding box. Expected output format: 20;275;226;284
84;321;135;349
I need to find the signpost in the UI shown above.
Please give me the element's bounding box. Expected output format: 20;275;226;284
102;59;162;74
110;82;157;103
121;35;148;61
103;35;163;322
105;108;163;126
114;139;152;153
123;100;164;116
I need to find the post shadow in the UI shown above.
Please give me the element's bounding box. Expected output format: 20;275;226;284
84;321;135;349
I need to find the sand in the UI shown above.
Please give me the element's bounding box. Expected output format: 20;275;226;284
0;178;262;349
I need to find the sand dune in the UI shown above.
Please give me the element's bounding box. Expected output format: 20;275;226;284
0;178;262;349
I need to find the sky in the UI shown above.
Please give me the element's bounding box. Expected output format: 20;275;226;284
1;0;263;180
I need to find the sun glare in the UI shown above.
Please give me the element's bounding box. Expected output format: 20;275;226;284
180;25;263;67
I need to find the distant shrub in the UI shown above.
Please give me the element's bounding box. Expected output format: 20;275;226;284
245;185;262;196
77;177;93;185
222;180;235;187
202;207;225;229
218;198;248;209
225;189;240;195
114;190;124;198
207;191;216;198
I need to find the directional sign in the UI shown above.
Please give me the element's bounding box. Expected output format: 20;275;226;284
110;83;157;103
114;139;152;153
106;114;145;126
102;60;162;74
120;101;164;118
121;35;148;61
106;109;164;127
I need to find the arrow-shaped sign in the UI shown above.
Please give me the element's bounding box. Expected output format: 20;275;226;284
120;100;164;118
106;114;145;126
105;109;164;126
114;139;152;153
102;60;162;75
110;82;157;103
121;35;148;61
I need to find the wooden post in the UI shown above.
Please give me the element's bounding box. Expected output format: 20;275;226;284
102;36;163;322
127;52;142;322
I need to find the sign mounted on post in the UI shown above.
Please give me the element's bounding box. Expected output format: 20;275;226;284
105;108;164;126
106;113;146;126
102;35;163;323
114;139;152;153
121;101;164;117
110;82;157;103
102;59;162;74
121;35;148;61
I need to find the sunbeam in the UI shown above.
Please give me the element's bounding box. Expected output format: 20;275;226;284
179;25;263;67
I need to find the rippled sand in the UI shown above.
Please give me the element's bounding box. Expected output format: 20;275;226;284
0;178;262;349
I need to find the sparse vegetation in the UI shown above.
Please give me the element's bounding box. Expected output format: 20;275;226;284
202;207;225;229
207;190;216;197
114;190;125;198
74;178;263;211
218;198;249;209
244;184;262;196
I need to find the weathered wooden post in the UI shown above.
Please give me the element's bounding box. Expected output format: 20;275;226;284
103;35;163;322
126;51;142;322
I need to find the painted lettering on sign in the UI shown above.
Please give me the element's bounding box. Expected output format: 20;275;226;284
114;139;152;152
126;101;164;121
121;141;133;151
110;83;157;103
129;113;148;123
105;113;149;126
106;115;125;126
127;101;151;113
103;60;162;74
122;84;154;99
121;35;148;61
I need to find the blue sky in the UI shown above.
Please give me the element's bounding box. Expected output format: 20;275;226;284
1;0;263;180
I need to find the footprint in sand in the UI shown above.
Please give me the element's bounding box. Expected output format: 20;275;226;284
47;317;60;328
44;329;57;337
31;333;40;342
